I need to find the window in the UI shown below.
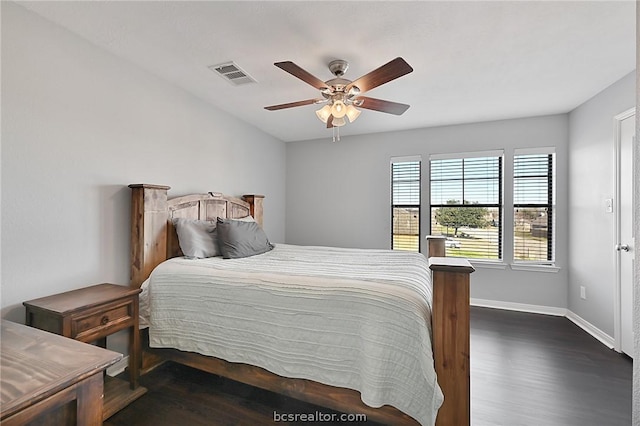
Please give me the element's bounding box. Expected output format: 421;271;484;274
391;158;421;252
513;150;555;263
430;152;503;260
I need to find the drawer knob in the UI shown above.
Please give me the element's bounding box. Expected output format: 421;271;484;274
101;316;109;325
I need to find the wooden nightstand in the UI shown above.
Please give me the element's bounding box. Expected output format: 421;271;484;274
23;283;147;420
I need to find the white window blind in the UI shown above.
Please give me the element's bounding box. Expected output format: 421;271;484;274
430;154;503;260
513;151;555;263
392;159;421;252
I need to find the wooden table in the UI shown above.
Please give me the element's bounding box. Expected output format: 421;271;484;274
0;320;122;425
23;283;147;419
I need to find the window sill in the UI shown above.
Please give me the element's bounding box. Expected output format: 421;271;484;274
510;263;561;273
463;260;561;273
468;260;508;270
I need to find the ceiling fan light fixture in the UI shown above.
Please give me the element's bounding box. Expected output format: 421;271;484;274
331;117;346;127
331;100;347;118
315;105;332;123
345;105;361;123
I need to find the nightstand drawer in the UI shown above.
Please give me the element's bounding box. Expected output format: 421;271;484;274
72;301;133;341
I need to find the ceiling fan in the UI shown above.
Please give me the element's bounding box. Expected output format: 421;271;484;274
264;57;413;140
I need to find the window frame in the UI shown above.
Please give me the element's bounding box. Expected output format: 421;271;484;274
391;157;421;252
429;150;504;261
513;148;556;265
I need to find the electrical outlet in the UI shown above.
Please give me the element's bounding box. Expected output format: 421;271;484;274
580;286;586;300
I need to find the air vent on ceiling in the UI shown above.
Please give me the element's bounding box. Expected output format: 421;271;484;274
209;62;257;86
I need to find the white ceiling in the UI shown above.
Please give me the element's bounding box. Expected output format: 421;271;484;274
19;1;636;142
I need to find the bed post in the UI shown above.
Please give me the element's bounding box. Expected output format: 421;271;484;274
242;194;264;228
428;249;474;426
427;235;446;258
129;184;171;287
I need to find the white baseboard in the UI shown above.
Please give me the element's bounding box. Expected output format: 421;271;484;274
565;310;615;349
471;298;615;349
106;355;129;377
471;298;566;316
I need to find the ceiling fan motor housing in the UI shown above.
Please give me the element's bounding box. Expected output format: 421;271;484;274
328;59;349;77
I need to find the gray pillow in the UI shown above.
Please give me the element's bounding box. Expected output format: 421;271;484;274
235;215;255;222
172;218;220;258
216;217;274;259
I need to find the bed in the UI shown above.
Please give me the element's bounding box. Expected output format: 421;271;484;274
129;184;473;426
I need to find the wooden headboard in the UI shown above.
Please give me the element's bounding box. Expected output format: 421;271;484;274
128;184;264;288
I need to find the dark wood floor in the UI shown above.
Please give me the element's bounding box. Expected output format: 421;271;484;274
105;307;632;426
471;307;631;426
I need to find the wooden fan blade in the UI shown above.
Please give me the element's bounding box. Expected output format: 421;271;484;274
355;96;410;115
264;99;322;111
326;115;334;128
275;61;330;90
346;57;413;93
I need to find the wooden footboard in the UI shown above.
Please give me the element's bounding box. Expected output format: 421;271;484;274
130;184;473;426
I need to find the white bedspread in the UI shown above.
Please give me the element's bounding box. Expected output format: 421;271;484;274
143;243;443;425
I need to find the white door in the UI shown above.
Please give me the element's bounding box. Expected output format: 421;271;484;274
616;109;635;357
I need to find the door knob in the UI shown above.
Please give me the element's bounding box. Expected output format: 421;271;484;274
616;244;630;252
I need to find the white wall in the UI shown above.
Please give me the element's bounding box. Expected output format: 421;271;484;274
0;1;287;342
286;114;569;309
568;71;635;337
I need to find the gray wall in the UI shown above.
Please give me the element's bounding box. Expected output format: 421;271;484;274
634;2;639;419
0;1;287;342
567;72;635;337
2;0;636;373
286;114;569;309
